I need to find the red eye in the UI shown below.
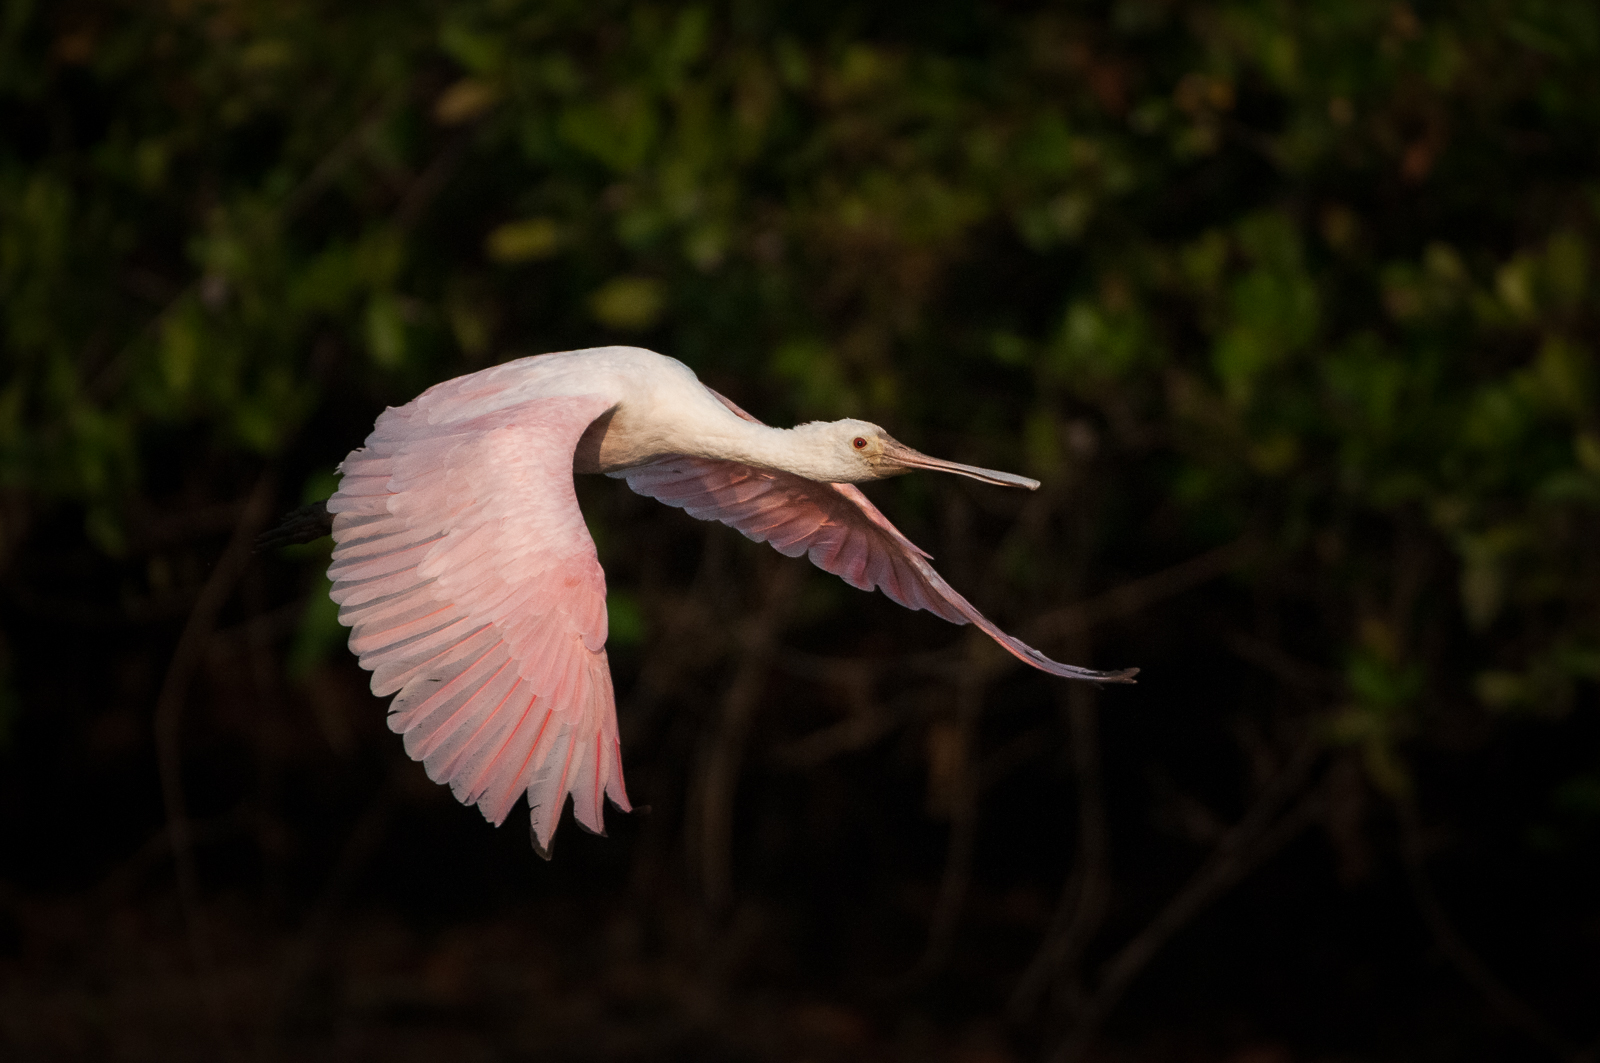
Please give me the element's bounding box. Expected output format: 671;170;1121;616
852;437;868;450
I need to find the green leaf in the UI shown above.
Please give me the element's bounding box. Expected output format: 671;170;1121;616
485;218;561;263
288;573;345;680
365;293;408;368
606;589;646;647
589;276;663;330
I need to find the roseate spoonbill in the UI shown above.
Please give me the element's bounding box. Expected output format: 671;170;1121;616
293;346;1135;856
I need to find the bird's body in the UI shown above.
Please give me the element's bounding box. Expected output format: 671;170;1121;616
325;346;1133;854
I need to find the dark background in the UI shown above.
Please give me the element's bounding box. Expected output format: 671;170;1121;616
2;1;1597;1060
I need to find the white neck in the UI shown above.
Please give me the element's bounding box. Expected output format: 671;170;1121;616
689;418;857;482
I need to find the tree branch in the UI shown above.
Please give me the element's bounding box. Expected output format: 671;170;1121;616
1046;730;1324;1063
1395;795;1588;1063
1009;680;1111;1021
1029;537;1257;645
888;648;988;990
691;559;803;917
150;471;275;1055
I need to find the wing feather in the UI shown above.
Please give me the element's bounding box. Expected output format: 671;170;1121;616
397;654;516;753
615;389;1137;684
341;594;454;637
329;391;632;852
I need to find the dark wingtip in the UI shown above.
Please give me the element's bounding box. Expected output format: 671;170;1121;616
605;792;646;818
1099;667;1140;684
529;823;555;861
255;499;334;552
574;817;608;838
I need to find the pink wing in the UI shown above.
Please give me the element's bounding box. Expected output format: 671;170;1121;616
327;392;630;855
616;391;1137;684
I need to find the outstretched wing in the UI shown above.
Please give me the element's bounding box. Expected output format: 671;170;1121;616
327;393;630;854
615;390;1137;684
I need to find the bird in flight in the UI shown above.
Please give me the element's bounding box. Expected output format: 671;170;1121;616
284;346;1135;856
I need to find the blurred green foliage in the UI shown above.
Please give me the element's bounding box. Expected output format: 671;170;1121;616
3;0;1598;793
4;4;1600;1056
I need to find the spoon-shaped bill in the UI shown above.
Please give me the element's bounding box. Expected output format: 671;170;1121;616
880;438;1041;490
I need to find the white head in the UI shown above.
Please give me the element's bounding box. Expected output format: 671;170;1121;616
787;419;1041;488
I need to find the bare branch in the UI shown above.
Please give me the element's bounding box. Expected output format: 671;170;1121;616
1029;537;1258;645
1009;680;1110;1022
264;786;393;1050
889;651;987;989
1220;627;1338;698
1395;796;1589;1063
150;470;275;1057
1044;730;1324;1063
690;559;803;917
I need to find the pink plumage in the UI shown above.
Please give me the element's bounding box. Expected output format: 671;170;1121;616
326;347;1134;855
